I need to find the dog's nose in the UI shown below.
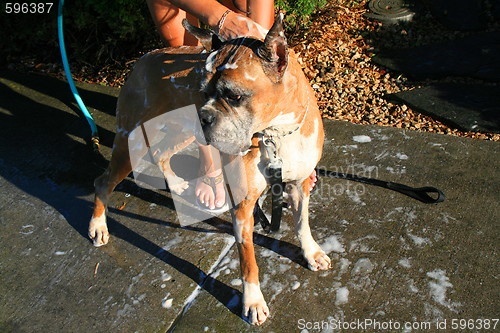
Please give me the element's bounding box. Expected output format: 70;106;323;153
200;111;215;127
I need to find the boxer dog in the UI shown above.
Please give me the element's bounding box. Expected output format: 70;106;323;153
89;15;331;325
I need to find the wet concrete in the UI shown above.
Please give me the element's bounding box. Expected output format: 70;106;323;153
389;83;500;134
370;14;500;134
0;71;499;332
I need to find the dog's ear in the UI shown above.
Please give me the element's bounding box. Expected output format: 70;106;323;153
182;19;223;51
257;13;288;83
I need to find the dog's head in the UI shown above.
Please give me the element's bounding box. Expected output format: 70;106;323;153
184;15;290;155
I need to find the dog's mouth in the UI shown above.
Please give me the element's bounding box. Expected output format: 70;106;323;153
194;126;251;155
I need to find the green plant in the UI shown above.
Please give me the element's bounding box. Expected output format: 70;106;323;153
276;0;327;30
62;0;159;65
0;0;160;67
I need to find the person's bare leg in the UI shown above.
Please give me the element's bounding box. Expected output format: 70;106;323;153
146;0;200;46
221;0;248;15
309;169;317;192
221;0;273;29
247;0;274;29
196;144;226;209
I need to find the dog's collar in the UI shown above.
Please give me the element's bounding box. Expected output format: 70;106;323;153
256;133;284;233
254;101;309;233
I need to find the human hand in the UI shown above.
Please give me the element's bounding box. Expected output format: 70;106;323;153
215;11;268;41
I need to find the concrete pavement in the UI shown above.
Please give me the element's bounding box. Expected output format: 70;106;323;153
0;70;498;332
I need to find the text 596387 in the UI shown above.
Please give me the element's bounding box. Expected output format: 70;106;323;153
5;3;54;14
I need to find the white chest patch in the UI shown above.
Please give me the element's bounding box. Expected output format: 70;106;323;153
270;112;300;126
278;118;320;182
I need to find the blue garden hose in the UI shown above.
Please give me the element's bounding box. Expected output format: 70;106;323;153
57;0;100;151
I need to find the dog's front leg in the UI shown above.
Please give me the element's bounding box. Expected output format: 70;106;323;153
287;178;332;271
233;197;269;325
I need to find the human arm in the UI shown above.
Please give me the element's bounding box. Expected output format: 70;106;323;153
165;0;269;40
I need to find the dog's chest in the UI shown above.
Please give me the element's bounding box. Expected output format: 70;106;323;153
274;118;321;182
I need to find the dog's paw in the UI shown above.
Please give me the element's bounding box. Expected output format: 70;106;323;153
304;249;331;271
243;283;269;326
244;301;270;326
88;215;109;247
167;176;189;195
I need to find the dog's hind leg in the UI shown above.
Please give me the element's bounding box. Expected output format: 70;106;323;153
287;178;331;271
89;133;132;247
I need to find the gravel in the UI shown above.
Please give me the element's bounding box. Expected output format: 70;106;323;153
290;1;499;141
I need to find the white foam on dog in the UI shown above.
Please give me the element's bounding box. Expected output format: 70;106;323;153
205;51;219;72
244;71;257;81
219;62;238;71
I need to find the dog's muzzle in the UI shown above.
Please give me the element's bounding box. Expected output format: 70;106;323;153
197;107;252;155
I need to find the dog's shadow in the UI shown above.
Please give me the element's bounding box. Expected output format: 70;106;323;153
108;176;306;321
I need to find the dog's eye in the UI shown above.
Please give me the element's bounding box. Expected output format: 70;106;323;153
225;93;243;105
226;93;242;102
